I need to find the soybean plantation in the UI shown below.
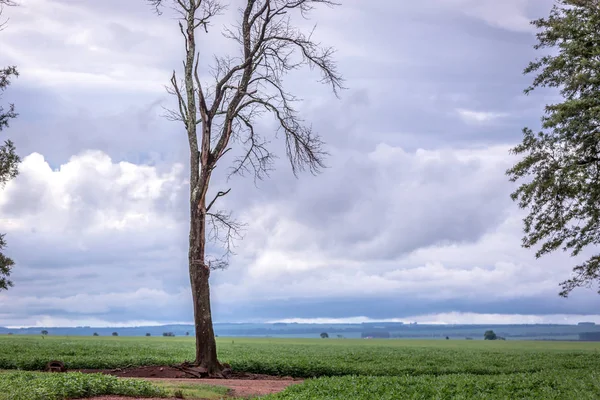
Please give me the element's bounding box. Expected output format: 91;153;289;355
1;336;600;398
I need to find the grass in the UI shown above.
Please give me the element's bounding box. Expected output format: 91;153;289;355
261;371;600;400
1;336;599;377
1;336;600;398
152;380;230;399
0;371;230;400
0;371;166;400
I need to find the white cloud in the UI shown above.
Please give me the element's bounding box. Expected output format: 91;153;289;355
272;313;600;325
0;151;185;234
456;108;509;124
5;317;189;329
0;0;585;327
0;151;193;325
0;0;181;92
210;144;581;310
1;144;558;326
440;0;541;33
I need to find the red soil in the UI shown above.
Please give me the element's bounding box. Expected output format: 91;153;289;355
72;366;303;399
75;365;302;381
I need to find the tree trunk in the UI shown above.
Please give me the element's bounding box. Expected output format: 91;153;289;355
188;204;222;375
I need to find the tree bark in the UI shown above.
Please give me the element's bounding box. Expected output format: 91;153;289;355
188;205;221;374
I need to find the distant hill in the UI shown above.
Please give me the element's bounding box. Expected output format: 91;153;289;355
1;322;600;340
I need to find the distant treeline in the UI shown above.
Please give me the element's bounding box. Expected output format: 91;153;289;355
1;323;599;340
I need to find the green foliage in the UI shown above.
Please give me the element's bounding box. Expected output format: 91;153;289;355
0;139;18;187
484;330;497;340
262;371;600;400
1;336;599;378
0;234;14;291
320;332;329;338
0;65;18;135
507;0;600;297
2;337;600;398
0;371;166;400
153;381;229;399
0;34;20;293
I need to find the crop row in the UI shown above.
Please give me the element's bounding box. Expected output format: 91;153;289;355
0;371;166;400
0;336;599;378
263;371;600;400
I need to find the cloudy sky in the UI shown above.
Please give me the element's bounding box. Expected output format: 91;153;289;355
1;0;598;328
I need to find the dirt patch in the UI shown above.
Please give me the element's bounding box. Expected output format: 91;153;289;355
73;397;167;400
71;366;302;398
73;378;300;399
76;366;189;379
149;377;302;397
74;365;302;381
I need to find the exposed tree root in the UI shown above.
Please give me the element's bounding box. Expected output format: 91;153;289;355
172;361;232;379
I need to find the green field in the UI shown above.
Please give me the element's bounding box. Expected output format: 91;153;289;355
1;336;599;398
0;371;167;400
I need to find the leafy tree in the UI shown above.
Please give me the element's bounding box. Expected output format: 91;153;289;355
145;333;151;337
147;0;342;375
112;332;118;337
484;330;497;340
320;332;329;339
93;332;99;336
0;0;20;293
507;0;600;297
40;330;48;336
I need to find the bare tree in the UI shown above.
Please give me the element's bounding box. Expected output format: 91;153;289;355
148;0;343;375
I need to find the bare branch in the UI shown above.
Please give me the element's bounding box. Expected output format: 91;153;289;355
0;0;17;32
206;188;231;212
227;113;275;182
152;0;342;272
146;0;165;15
162;71;189;127
206;210;246;257
205;254;229;271
206;0;342;179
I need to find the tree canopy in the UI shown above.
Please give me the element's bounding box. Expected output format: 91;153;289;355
507;0;600;297
484;330;497;341
0;0;20;292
